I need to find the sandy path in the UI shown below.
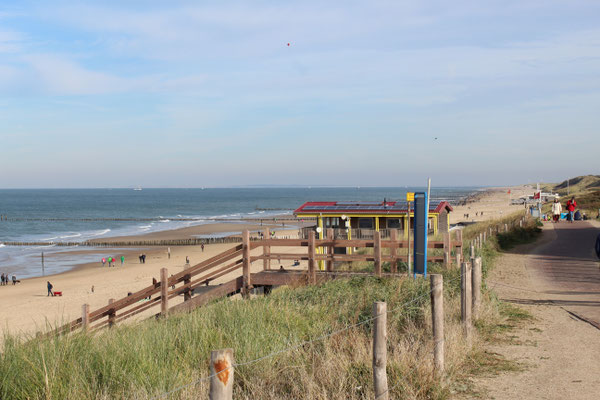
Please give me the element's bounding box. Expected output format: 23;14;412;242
472;221;600;399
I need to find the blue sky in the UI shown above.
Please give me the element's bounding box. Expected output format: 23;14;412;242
1;0;599;188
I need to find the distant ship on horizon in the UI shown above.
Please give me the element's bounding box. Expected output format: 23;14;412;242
133;186;142;191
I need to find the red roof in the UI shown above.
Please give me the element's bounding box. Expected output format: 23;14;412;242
294;201;453;215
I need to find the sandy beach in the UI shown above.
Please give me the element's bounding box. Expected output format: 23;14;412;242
0;186;534;339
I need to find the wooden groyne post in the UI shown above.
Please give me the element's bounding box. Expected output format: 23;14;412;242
209;348;234;400
373;301;388;400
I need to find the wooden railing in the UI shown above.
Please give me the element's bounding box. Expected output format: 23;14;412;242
53;228;462;335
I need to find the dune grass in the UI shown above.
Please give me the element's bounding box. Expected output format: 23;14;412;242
0;217;541;399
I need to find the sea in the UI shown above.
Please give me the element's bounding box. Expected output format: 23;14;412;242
0;187;479;279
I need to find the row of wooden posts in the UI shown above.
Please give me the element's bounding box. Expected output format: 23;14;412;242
206;254;484;400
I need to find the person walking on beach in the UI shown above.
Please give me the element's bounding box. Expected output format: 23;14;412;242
102;257;106;267
12;275;16;285
167;247;171;259
551;199;562;223
1;273;4;285
186;256;190;264
47;281;53;297
566;197;577;223
201;244;204;252
121;255;125;266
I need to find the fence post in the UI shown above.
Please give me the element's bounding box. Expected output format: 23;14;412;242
183;263;192;302
160;267;169;316
430;274;444;376
390;229;397;273
263;228;270;270
504;223;508;232
373;301;388;400
374;231;382;277
108;298;115;328
443;232;450;268
326;228;334;272
470;244;475;259
483;231;486;243
461;262;472;342
209;348;234;400
479;233;483;248
82;303;90;331
455;252;461;269
308;231;316;284
519;220;523;228
242;230;251;296
472;257;482;320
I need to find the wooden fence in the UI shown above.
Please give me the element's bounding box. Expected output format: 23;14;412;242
53;228;463;335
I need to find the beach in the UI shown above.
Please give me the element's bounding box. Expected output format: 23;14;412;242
0;185;532;338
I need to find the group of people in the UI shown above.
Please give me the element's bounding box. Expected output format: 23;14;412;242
102;256;125;267
0;273;17;285
551;196;577;223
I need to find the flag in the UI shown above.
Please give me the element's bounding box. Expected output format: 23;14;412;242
507;189;511;194
533;192;541;199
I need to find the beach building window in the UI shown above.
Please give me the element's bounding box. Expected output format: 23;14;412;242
387;218;401;229
358;218;374;229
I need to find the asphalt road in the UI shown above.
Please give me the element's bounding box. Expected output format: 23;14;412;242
527;220;600;329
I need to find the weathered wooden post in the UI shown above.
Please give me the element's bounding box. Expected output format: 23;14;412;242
483;231;486;243
81;303;90;331
443;232;451;269
461;262;472;341
390;229;398;273
519;220;523;228
374;231;382;277
326;228;334;272
209;348;234;400
160;267;169;316
373;301;388;400
470;244;475;259
455;252;461;269
430;274;444;376
308;230;316;284
263;228;270;270
108;298;116;328
472;257;482;320
479;233;483;247
183;263;192;302
242;230;251;296
504;223;508;232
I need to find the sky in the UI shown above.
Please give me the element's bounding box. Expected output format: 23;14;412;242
0;0;599;188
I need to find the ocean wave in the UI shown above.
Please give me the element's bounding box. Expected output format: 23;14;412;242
159;219;170;223
60;233;82;239
89;229;111;236
0;244;5;248
41;236;59;241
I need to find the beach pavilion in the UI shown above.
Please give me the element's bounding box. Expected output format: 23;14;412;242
294;200;454;241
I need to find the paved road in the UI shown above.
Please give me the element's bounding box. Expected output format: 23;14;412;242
527;220;600;329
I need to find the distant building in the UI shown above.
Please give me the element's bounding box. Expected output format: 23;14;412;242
294;200;453;239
